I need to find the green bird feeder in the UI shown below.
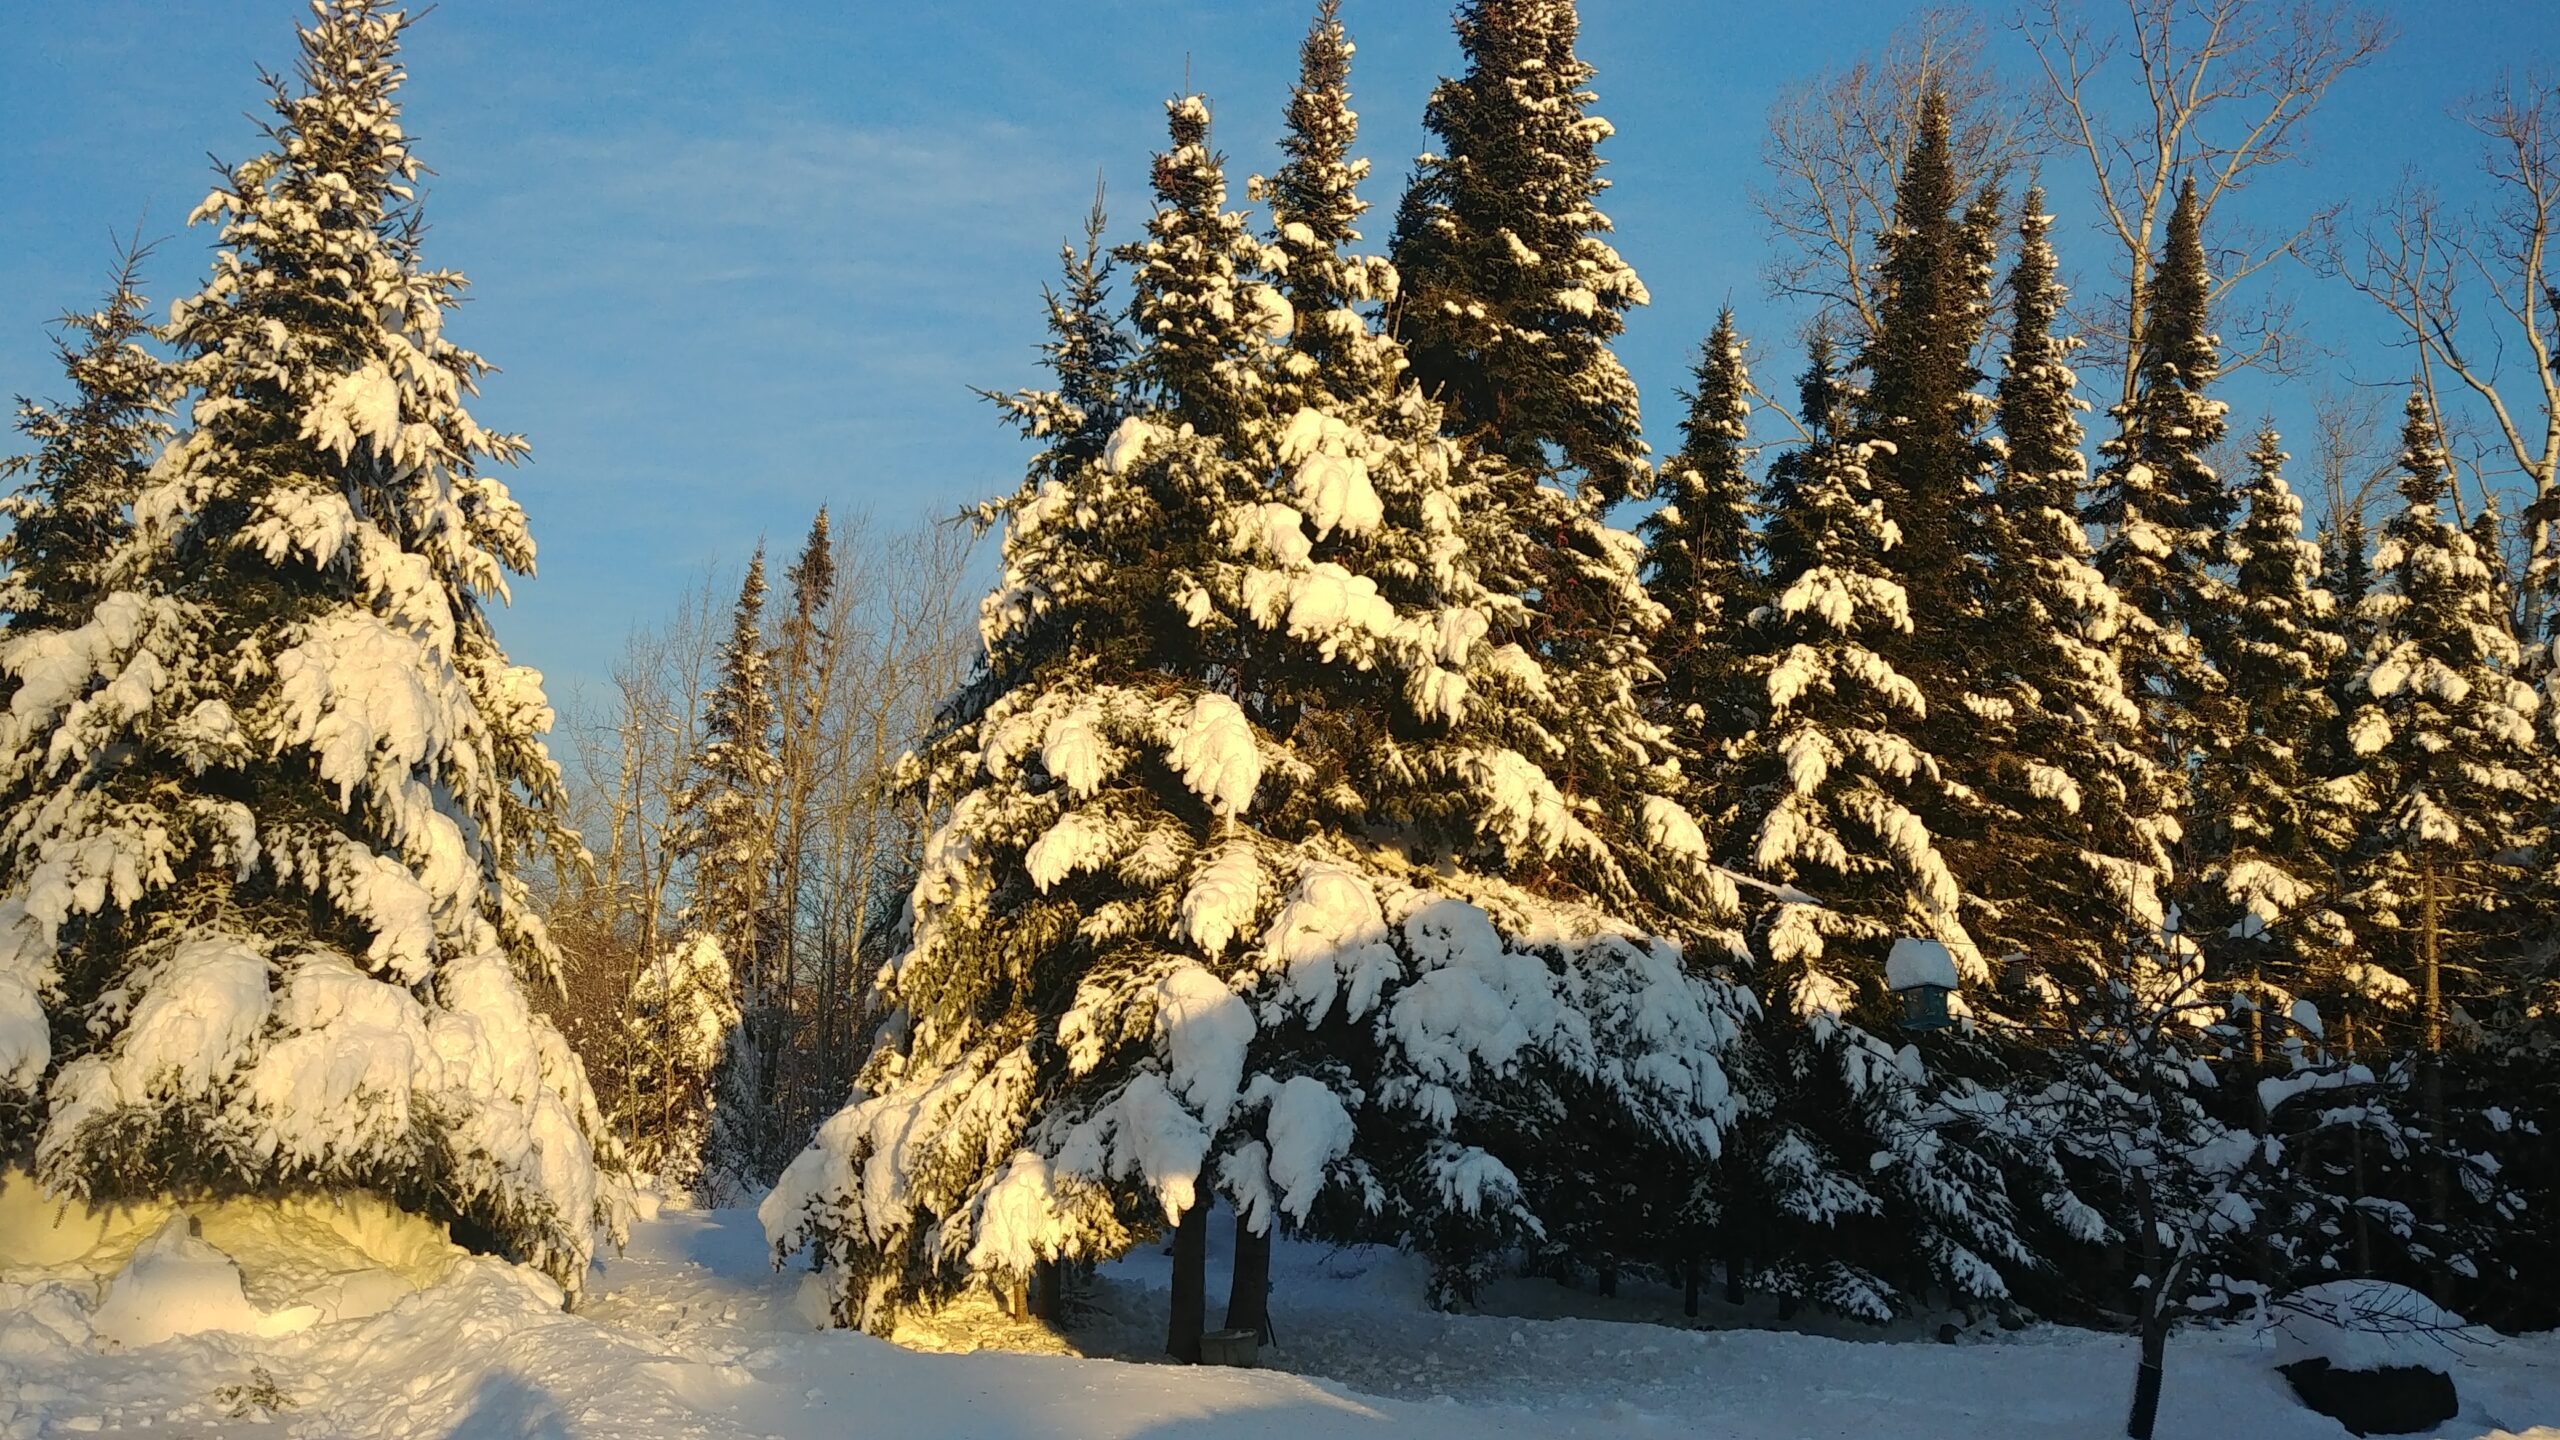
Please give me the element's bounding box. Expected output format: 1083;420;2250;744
1886;938;1958;1032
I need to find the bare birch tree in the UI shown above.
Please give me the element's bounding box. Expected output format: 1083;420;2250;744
2014;0;2389;403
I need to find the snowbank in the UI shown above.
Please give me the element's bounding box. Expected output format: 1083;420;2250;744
0;1169;459;1326
2273;1279;2473;1373
89;1216;318;1346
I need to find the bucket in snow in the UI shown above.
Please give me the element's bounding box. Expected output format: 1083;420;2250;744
1200;1328;1260;1367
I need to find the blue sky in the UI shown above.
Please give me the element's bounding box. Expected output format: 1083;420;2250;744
0;1;2542;705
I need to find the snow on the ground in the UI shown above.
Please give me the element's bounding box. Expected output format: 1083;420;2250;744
3;1196;2555;1439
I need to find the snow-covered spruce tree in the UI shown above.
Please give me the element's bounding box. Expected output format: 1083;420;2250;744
2087;176;2235;842
0;254;176;1161
1852;86;2001;695
1966;191;2174;991
2347;389;2542;1060
1640;308;1761;828
0;250;173;635
1386;0;1688;997
1715;339;2031;1320
1298;0;1736;1299
681;550;779;1197
0;0;616;1296
765;68;1746;1341
618;932;739;1194
2330;391;2547;1311
2189;430;2357;1055
1389;0;1648;506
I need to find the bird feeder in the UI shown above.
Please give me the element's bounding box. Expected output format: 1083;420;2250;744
1886;938;1959;1032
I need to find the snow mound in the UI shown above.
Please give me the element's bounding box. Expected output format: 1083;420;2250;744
0;1170;460;1327
2272;1280;2470;1373
90;1216;319;1347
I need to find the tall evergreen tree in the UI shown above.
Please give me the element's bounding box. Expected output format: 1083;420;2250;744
2191;430;2355;1045
1718;339;2029;1319
0;253;174;1163
0;0;615;1295
2088;176;2234;839
1835;87;2010;1033
2346;389;2543;1058
1854;87;2001;665
1390;0;1648;505
763;506;842;1144
2340;389;2544;1307
1966;192;2174;992
1388;0;1673;849
1640;308;1761;814
684;549;779;1194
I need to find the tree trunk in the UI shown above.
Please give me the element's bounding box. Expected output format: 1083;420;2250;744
1030;1257;1061;1322
1226;1215;1272;1343
2248;960;2266;1066
1682;1259;1701;1318
1166;1198;1208;1363
2126;1315;2169;1440
2351;1120;2375;1273
1725;1253;1746;1306
2421;860;2452;1303
2126;1169;2171;1440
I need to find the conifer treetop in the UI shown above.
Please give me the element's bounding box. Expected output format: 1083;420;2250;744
1854;84;2001;646
1994;190;2087;516
1391;0;1650;504
1254;0;1399;410
2353;385;2541;867
1127;95;1280;439
1639;307;1760;772
0;249;173;627
1645;308;1757;622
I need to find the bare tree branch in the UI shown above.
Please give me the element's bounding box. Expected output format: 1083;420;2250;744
2015;0;2390;406
1754;7;2042;342
2319;69;2560;622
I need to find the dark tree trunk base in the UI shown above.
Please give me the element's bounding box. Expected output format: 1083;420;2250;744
1226;1216;1272;1344
1167;1200;1208;1363
2127;1357;2164;1440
